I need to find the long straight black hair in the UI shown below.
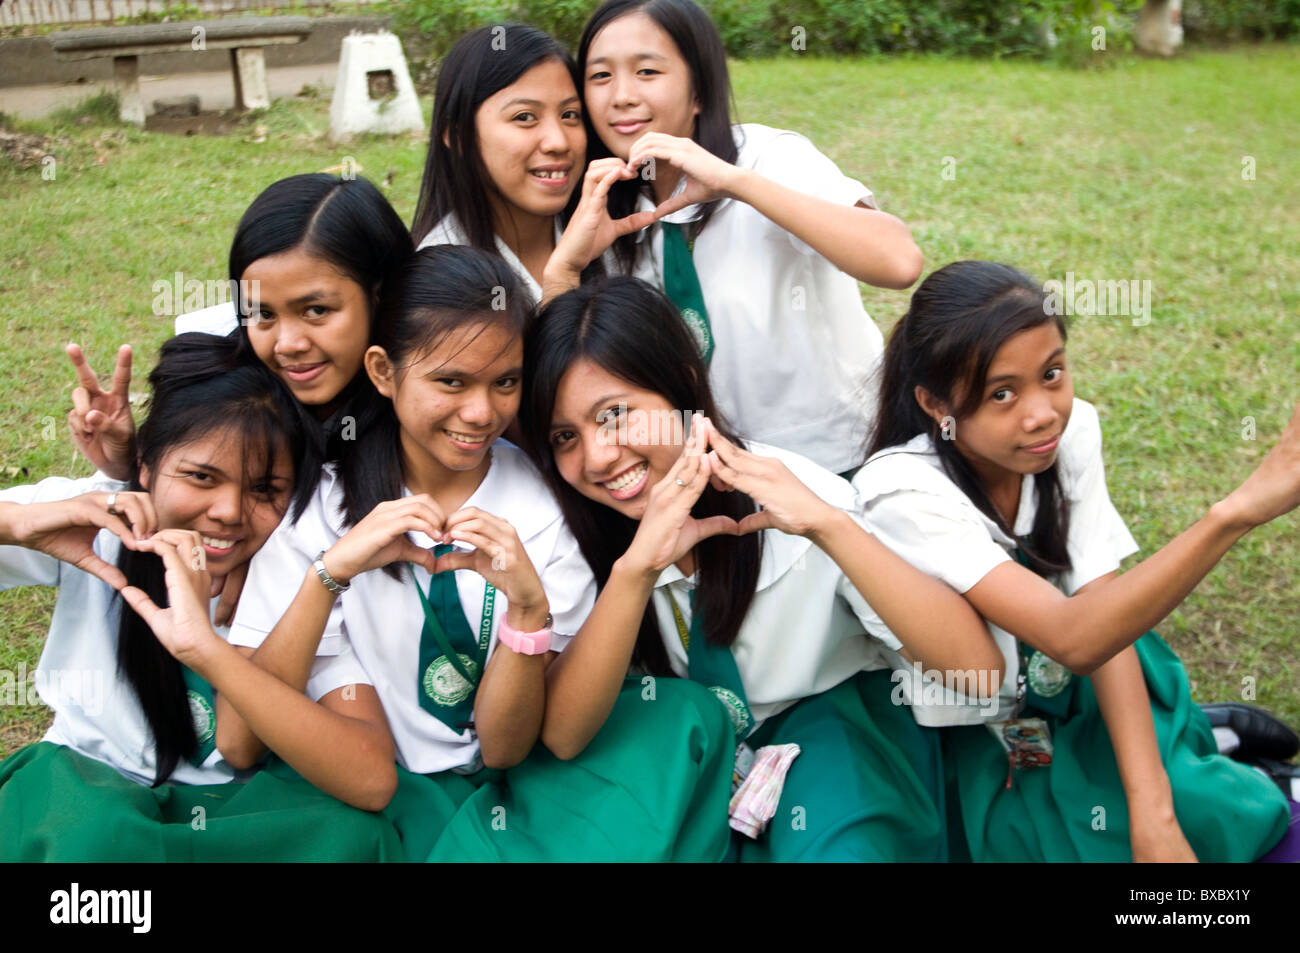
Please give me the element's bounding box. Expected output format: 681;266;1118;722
115;333;310;786
577;0;740;274
228;173;412;517
339;244;533;577
411;24;582;251
868;260;1072;576
519;276;760;675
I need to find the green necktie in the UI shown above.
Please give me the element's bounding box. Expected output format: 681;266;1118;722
413;545;496;732
661;222;714;363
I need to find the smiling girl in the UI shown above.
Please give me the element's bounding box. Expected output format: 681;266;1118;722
854;260;1299;862
227;246;734;861
569;0;923;476
0;334;401;861
412;24;660;305
67;173;411;626
520;276;1004;861
70;173;410;479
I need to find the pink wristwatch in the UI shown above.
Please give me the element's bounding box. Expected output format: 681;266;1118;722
497;615;552;655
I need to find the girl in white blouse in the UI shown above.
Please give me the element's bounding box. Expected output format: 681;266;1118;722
560;0;923;475
229;246;735;861
519;276;1003;861
0;334;400;861
855;259;1299;862
412;24;660;304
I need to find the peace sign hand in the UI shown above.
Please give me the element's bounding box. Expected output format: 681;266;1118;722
620;414;739;577
700;418;840;539
1221;397;1300;529
66;343;137;482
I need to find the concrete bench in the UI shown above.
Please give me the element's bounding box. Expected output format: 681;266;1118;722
47;17;312;125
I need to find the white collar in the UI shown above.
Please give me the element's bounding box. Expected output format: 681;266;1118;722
864;433;1031;547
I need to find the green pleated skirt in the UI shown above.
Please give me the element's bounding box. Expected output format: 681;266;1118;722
736;668;948;862
945;631;1290;862
385;676;736;862
0;742;405;862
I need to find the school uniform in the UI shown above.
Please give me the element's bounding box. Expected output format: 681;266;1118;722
648;442;947;862
852;398;1291;861
0;475;403;862
417;215;559;306
230;441;736;861
627;123;885;475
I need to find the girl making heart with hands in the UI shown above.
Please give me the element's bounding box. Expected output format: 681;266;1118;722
521;276;1002;861
228;245;735;862
413;24;663;305
572;0;923;477
0;334;401;861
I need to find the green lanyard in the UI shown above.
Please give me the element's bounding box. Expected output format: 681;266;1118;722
412;548;497;731
666;588;753;740
181;665;217;767
660;222;714;364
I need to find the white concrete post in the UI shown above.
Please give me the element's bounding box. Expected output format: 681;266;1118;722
113;53;144;125
1136;0;1184;57
328;31;424;142
230;47;270;111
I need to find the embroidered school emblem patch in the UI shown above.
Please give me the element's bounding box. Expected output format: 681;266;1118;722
1027;651;1072;698
710;686;753;738
423;654;479;706
188;690;215;744
682;308;710;354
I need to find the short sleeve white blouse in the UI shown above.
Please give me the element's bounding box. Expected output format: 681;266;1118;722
229;441;598;775
850;398;1139;725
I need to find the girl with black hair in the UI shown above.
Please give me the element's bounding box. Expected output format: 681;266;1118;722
566;0;923;477
229;246;735;861
66;172;411;641
0;334;401;861
70;172;411;497
412;23;659;304
519;275;1004;861
854;260;1300;861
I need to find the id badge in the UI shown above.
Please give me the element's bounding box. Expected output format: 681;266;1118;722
732;742;756;795
987;717;1054;769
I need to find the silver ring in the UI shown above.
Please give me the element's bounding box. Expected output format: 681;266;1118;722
674;478;686;487
105;492;121;515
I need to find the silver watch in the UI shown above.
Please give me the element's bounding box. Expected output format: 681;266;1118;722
313;550;350;593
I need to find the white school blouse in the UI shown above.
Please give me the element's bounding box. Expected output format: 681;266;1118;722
229;441;598;775
647;442;901;729
0;475;368;786
417;215;563;307
850;398;1140;726
627;123;884;474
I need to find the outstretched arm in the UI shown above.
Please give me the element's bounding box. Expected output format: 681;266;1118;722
966;398;1300;673
625;132;922;289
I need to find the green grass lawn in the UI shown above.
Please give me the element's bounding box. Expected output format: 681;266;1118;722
1;46;1297;759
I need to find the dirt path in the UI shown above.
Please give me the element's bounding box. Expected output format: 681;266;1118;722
0;61;336;119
